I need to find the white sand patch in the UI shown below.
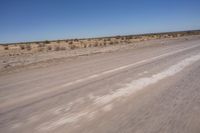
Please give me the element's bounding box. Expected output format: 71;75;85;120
38;53;200;132
95;54;200;105
50;98;84;115
88;93;96;100
138;71;148;76
88;111;98;120
11;122;23;129
103;104;113;112
28;115;40;123
39;111;89;131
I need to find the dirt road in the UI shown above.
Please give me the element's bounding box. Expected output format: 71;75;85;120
0;37;200;133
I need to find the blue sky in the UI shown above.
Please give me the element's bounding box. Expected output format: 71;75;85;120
0;0;200;43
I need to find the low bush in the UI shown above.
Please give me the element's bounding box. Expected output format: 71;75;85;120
74;39;79;42
44;40;50;44
69;41;73;44
4;46;9;50
20;45;25;50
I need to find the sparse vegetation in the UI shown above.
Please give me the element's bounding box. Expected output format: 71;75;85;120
111;41;115;45
0;30;200;72
1;30;199;55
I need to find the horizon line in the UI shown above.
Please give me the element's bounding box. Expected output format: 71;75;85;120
1;29;200;45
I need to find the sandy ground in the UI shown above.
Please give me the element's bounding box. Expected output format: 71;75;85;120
0;35;200;74
0;36;200;133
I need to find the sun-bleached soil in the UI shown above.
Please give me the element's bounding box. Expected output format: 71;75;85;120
0;35;200;74
1;36;200;133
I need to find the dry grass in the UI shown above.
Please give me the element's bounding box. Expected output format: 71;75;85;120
1;30;199;55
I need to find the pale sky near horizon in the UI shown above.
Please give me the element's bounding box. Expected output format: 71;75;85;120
0;0;200;43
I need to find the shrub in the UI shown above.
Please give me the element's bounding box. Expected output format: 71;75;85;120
69;41;73;44
109;41;114;45
74;39;79;42
20;45;25;50
125;36;133;40
4;45;9;50
44;40;50;44
115;36;121;39
120;37;124;40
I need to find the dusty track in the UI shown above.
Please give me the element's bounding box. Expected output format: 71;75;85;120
0;37;200;133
